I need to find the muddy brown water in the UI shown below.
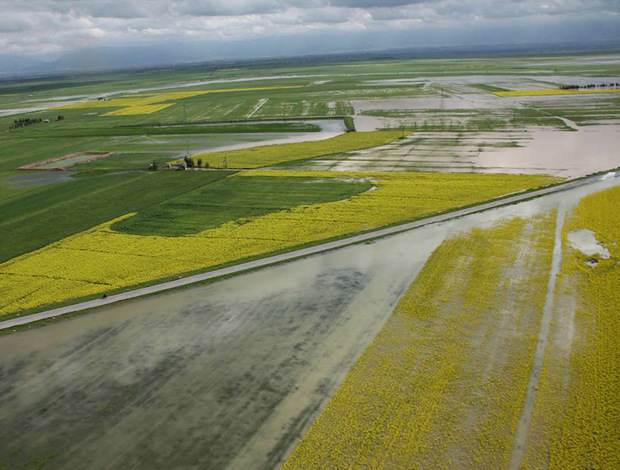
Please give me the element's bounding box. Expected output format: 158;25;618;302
0;177;618;470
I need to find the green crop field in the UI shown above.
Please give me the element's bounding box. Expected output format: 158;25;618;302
113;175;372;236
0;171;233;263
0;51;617;295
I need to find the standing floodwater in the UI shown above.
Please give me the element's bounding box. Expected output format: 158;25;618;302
0;176;617;470
0;227;441;470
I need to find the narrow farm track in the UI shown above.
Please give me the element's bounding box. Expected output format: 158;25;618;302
0;171;617;331
509;204;566;470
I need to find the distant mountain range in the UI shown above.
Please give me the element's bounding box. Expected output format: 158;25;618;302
1;38;619;79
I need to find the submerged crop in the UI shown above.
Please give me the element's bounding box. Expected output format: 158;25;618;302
185;131;403;169
283;213;557;469
522;186;620;469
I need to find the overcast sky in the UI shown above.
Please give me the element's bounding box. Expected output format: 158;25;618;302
1;0;619;58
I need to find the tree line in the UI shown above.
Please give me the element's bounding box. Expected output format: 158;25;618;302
9;115;64;130
559;82;620;90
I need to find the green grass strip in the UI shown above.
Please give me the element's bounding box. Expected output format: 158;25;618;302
188;131;403;169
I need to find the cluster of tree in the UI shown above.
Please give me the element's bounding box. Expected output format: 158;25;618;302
10;117;43;129
559;83;620;90
177;156;211;169
9;115;65;130
9;118;43;129
183;156;195;168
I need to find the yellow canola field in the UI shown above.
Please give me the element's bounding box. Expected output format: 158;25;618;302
523;186;620;469
55;85;303;115
284;212;557;469
0;171;558;316
493;89;620;97
102;103;175;116
55;91;207;110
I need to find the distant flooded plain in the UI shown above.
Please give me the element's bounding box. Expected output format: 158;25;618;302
340;120;620;177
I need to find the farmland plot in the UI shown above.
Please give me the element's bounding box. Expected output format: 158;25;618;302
284;184;620;470
522;186;620;469
0;171;557;316
284;213;557;469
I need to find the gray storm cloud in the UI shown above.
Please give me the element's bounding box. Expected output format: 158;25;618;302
0;0;618;55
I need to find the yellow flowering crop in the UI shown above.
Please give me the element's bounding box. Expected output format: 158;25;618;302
493;89;620;97
522;186;620;469
55;85;303;115
0;171;558;316
102;104;175;116
284;212;557;469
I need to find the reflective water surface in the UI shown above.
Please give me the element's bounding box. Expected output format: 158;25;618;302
0;176;618;470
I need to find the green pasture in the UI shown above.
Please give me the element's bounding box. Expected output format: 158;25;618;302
113;174;372;236
0;171;232;263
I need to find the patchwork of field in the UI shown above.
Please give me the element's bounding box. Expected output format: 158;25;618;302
55;86;305;115
0;52;619;469
1;54;618;185
283;185;620;469
188;131;401;168
0;171;557;316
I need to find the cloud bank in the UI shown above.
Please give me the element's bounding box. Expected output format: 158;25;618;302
0;0;618;57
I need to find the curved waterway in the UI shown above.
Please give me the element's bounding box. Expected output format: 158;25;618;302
195;119;346;153
0;176;618;470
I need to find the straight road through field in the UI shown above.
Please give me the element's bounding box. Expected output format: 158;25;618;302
0;171;616;331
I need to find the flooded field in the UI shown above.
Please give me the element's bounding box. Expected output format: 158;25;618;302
0;226;440;470
283;125;620;177
23;119;348;172
3;171;77;187
199;119;345;153
1;175;617;470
